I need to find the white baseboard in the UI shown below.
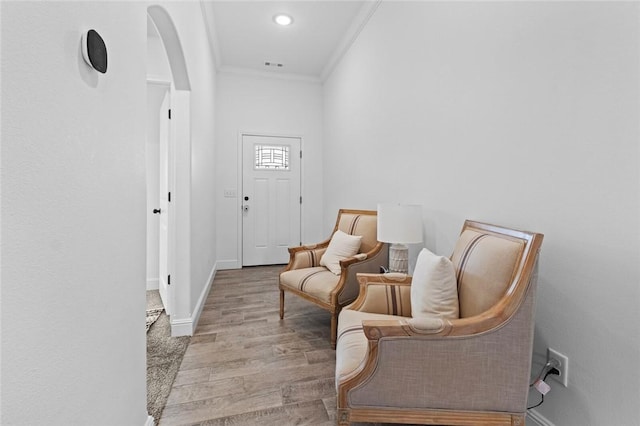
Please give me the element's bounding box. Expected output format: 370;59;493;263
169;262;217;337
144;414;155;426
216;259;241;270
528;409;555;426
191;262;217;331
170;317;193;337
146;278;159;291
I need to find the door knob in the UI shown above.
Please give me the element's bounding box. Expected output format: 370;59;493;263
153;208;161;214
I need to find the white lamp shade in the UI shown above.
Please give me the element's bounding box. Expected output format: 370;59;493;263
377;203;423;244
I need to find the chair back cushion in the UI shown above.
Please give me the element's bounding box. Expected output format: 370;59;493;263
336;212;378;253
450;230;525;318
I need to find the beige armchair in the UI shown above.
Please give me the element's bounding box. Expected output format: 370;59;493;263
336;220;544;425
279;209;388;348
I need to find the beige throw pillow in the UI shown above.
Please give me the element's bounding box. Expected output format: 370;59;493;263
320;230;362;275
410;248;459;319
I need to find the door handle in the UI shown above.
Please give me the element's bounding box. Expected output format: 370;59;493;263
153;208;161;214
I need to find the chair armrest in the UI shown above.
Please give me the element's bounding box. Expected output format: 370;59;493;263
345;273;413;316
360;302;521;340
332;242;390;305
282;244;329;272
361;317;447;340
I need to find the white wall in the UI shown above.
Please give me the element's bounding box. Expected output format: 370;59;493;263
149;3;218;330
163;3;218;313
215;72;324;268
323;2;639;425
147;31;172;81
1;2;148;424
145;29;171;291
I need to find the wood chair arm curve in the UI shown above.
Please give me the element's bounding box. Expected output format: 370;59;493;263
347;273;412;312
356;272;413;286
362;318;449;340
287;239;331;255
338;255;365;268
340;242;384;264
337;241;387;270
282;241;331;272
361;298;528;341
331;242;389;303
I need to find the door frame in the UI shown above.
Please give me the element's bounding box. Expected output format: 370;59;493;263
147;78;176;315
237;131;304;267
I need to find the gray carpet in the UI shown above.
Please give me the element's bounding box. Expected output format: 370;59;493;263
147;295;190;424
146;308;164;331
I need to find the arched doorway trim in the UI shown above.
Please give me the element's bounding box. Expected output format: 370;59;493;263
148;5;191;91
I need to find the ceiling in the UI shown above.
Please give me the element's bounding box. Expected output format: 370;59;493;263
203;1;377;81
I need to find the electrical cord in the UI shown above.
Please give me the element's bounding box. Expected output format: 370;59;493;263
527;368;560;410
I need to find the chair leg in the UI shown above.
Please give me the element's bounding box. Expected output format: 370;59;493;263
337;409;350;425
279;289;285;319
331;312;338;349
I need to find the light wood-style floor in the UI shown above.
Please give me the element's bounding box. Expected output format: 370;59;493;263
159;265;342;425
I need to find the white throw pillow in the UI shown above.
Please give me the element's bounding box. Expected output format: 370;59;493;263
320;230;362;275
410;248;459;319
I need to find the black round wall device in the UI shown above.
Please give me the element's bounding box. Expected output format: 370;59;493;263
82;29;107;74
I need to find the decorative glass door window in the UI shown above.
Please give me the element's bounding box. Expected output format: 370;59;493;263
254;144;290;170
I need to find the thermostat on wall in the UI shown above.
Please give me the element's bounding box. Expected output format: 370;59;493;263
81;29;107;74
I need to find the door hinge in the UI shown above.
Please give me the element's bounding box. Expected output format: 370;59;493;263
300;150;302;159
168;109;171;119
168;192;171;202
300;196;302;204
167;275;171;285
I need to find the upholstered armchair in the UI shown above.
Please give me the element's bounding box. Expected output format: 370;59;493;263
279;209;388;348
335;220;544;426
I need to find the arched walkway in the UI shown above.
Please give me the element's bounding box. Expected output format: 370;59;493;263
147;5;193;336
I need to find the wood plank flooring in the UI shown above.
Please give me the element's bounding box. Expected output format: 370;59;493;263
159;265;340;426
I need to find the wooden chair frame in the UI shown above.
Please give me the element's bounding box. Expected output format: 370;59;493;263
336;220;544;425
279;209;388;348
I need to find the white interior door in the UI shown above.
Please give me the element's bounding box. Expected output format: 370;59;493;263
158;90;172;314
242;135;301;266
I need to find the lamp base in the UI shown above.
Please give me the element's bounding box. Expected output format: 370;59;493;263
388;243;409;273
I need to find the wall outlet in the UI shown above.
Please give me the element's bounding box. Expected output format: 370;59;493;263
547;347;569;387
224;189;237;198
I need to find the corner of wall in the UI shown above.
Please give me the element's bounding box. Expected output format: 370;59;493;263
170;261;217;336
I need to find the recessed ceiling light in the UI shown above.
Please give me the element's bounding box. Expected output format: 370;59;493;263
273;14;293;26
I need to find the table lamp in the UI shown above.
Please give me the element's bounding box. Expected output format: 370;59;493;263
377;203;423;273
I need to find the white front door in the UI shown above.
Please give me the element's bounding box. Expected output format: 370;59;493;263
158;89;172;314
242;135;301;266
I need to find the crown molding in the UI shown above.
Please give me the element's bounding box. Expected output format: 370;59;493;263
320;0;382;82
200;0;222;71
219;66;322;84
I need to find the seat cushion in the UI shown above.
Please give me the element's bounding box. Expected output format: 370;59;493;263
335;309;410;385
411;248;459;319
280;267;340;304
